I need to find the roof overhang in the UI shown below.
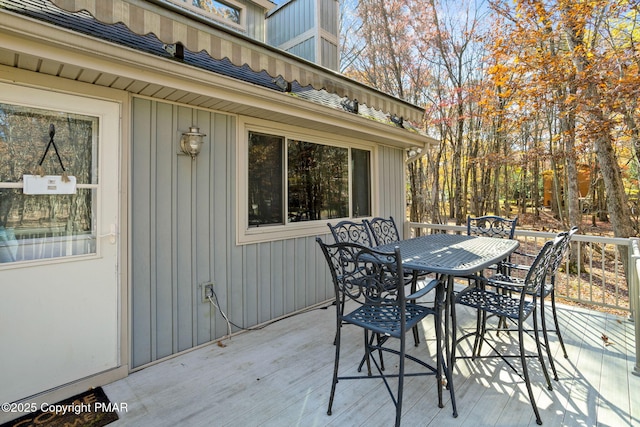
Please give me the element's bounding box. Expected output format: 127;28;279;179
46;0;425;123
0;2;436;150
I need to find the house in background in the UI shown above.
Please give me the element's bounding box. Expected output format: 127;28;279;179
0;0;434;419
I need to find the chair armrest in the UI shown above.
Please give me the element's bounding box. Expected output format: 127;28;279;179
407;279;439;300
500;262;531;271
512;250;537;259
486;274;526;292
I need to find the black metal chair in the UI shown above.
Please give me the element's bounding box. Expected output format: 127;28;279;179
466;215;519;332
365;216;434;346
327;220;390;367
328;220;373;247
452;239;555;426
467;215;518;239
498;227;578;380
365;215;401;245
542;227;577;365
316;238;456;427
467;215;518;275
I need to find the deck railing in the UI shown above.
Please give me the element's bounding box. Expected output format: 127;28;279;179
404;221;640;374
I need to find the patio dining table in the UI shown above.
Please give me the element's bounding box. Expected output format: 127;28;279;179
373;233;520;366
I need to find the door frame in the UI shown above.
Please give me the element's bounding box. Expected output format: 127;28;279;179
0;71;130;417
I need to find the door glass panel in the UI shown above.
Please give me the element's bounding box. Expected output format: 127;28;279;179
0;103;98;263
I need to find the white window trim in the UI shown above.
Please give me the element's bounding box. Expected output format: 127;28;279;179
237;117;377;245
0;83;119;269
164;0;246;32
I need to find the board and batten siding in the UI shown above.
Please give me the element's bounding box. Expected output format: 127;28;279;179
131;98;335;368
266;0;314;46
376;144;407;238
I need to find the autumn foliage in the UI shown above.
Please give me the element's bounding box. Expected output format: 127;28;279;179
342;0;640;237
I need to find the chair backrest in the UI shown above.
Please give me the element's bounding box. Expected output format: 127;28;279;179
548;226;579;276
467;215;518;239
365;216;401;245
523;239;556;295
316;237;407;321
327;220;373;246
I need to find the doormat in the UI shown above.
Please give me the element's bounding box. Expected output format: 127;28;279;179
1;387;119;427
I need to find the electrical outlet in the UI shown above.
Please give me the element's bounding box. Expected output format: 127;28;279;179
202;283;214;303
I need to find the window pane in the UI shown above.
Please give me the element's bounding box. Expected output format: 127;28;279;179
0;104;97;263
352;148;371;218
288;140;348;222
170;0;241;24
248;132;284;227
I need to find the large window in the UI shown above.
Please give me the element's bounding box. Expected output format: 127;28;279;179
0;104;98;264
246;130;372;234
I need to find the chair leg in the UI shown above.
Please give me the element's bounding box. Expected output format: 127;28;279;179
532;306;553;391
327;322;342;416
357;332;385;373
518;318;543;426
472;309;487;358
395;335;405;427
539;294;559;381
550;287;569;358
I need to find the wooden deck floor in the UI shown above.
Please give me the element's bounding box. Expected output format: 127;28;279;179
104;296;640;427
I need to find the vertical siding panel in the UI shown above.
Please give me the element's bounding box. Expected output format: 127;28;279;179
227;115;244;335
244;245;258;327
306;237;319;304
294;237;306;310
175;106;194;352
154;102;176;359
213;114;231;338
284;240;296;313
379;146;390;214
195;109;213;345
258;242;272;323
314;234;328;301
270;240;284;318
131;98;153;367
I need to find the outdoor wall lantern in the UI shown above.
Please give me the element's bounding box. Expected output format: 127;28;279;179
407;147;422;158
180;126;206;159
406;146;423;164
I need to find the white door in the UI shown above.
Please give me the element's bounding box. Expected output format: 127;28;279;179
0;84;120;403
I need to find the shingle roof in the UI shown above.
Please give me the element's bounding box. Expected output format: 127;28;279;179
0;0;422;133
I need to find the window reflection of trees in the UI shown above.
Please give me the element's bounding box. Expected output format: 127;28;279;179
248;132;365;228
191;0;240;24
0;104;96;262
288;140;348;222
248;132;283;227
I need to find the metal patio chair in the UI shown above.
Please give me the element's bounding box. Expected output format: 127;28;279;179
365;215;402;246
316;238;455;427
452;239;555;426
467;215;518;275
327;220;373;247
365;216;434;346
498;227;578;380
466;215;519;331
